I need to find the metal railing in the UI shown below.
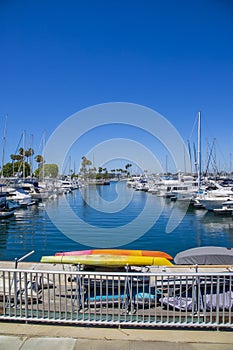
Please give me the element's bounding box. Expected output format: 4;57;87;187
0;267;232;328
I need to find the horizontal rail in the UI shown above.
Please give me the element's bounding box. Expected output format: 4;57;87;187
0;267;232;329
1;267;232;276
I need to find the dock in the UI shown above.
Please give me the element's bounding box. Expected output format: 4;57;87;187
0;260;233;349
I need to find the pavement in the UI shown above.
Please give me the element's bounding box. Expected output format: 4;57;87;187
0;322;232;350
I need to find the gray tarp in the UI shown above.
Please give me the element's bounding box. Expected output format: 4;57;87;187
174;246;233;265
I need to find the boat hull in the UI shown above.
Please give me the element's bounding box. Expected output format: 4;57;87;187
198;199;230;211
0;209;15;219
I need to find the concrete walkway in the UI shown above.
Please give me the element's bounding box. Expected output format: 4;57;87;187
0;322;232;350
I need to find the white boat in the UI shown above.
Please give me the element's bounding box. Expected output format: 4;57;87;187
134;180;149;191
126;176;141;188
196;188;233;211
0;184;7;206
16;182;51;200
6;188;35;207
59;180;73;193
213;201;233;216
156;175;198;200
147;182;159;194
156;179;180;197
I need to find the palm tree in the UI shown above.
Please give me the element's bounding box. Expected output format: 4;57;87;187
18;147;25;158
25;148;34;176
25;148;34;162
125;163;132;176
80;156;92;178
10;154;18;162
35;155;43;166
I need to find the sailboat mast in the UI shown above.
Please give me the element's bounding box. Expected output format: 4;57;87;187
1;114;8;178
23;130;26;179
42;130;46;182
197;111;201;189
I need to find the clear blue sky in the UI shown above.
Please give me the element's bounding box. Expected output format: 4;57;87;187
0;0;233;174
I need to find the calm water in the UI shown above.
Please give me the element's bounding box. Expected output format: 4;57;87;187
0;181;233;262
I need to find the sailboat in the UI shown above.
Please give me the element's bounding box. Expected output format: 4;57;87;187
169;112;202;202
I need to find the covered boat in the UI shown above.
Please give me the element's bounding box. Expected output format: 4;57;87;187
174;246;233;265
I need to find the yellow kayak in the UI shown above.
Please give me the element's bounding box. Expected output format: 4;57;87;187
41;254;173;267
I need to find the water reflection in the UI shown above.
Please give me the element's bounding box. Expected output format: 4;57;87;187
0;182;233;261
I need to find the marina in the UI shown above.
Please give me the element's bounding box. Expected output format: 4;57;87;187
1;1;233;346
0;179;233;329
0;179;233;262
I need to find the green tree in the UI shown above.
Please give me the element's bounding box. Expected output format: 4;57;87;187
24;148;34;175
44;164;59;178
35;154;43;166
2;161;30;177
2;162;13;177
80;156;92;178
10;154;19;162
25;148;34;163
10;154;22;176
125;163;132;176
34;155;44;179
18;147;24;157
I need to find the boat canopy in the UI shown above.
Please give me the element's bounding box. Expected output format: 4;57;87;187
174;246;233;265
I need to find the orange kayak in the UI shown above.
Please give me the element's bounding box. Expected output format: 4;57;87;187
55;249;173;260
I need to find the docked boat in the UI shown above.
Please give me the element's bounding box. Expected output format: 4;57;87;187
0;184;7;206
6;188;35;207
196;181;233;211
59;180;73;193
213;201;233;216
134;179;149;191
16;182;51;200
5;199;21;210
174;246;233;265
197;194;233;211
155;175;198;199
0;207;15;219
126;176;141;188
167;175;199;201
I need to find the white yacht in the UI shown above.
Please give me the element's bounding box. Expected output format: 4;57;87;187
155;175;198;200
213;200;233;215
6;188;34;207
126;176;141;188
195;180;233;210
134;179;149;191
16;182;51;200
59;180;73;193
197;192;233;211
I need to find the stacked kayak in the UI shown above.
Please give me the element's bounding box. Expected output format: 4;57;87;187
41;249;173;267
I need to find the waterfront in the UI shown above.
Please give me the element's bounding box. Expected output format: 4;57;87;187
0;181;233;263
